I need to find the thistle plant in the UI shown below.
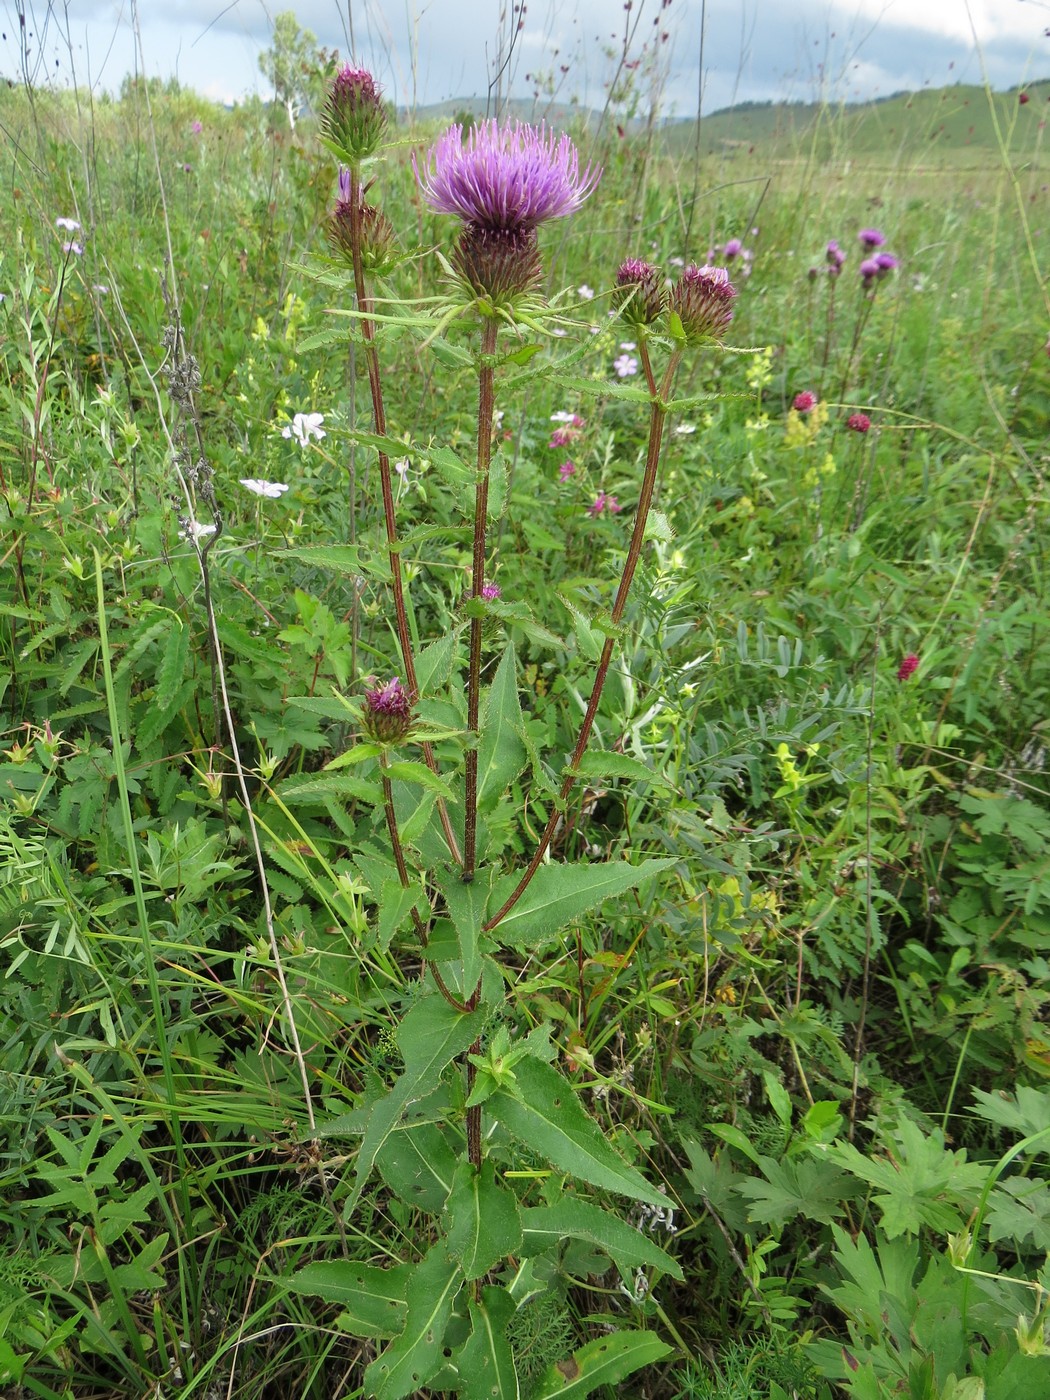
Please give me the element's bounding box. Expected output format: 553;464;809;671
290;77;739;1397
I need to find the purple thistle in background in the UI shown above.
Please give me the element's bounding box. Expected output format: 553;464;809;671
860;256;881;288
481;582;502;601
415;119;600;306
362;677;413;744
669;264;737;345
874;251;899;277
723;237;743;257
858;228;886;250
614;257;664;326
826;239;846;275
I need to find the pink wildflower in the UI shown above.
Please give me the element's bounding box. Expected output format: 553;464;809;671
847;412;871;433
793;391;817;413
558;460;576;481
897;653;920;682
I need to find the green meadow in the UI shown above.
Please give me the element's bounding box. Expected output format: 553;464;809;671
1;46;1049;1400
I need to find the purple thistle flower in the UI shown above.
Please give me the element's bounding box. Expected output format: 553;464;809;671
323;65;387;164
362;677;413;744
415;119;600;234
859;256;881;287
723;237;743;258
481;582;502;601
874;251;899;277
669;264;737;345
826;239;846;274
858;227;886;250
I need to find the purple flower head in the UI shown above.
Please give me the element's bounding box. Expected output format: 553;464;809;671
614;256;664;325
826;239;846;272
723;237;743;258
669;264;737;345
362;676;413;744
874;251;899;277
588;491;621;517
327;179;397;275
847;412;872;433
558;459;576;481
549;426;578;449
62;240;84;256
323;65;386;164
793;390;817;414
191;120;203;134
55;216;80;232
415;120;600;234
481;582;502;601
859;256;881;287
613;352;638;378
858;227;886;250
897;653;919;682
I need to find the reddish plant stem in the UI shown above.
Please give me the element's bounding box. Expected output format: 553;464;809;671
483;342;682;934
346;169;462;866
462;318;500;883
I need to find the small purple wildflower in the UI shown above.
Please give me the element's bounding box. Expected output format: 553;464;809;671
549;427;577;449
55;216;80;231
858;228;886;250
614;352;638;378
588;492;621;517
723;237;743;257
793;391;817;413
847;412;872;433
859;257;881;288
826;238;846;274
62;241;84;256
191;120;203;134
897;653;919;682
363;677;413;743
874;251;899;276
558;460;576;481
481;583;502;601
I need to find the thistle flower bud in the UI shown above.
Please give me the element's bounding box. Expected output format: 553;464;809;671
362;677;412;744
322;65;387;165
614;257;665;326
327;194;398;275
668;263;736;345
451;223;543;307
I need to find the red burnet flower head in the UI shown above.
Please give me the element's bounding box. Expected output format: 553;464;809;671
669;263;737;345
322;65;387;165
897;653;920;682
793;390;818;413
415;119;600;306
1019;91;1030;105
362;676;413;743
614;256;665;326
847;411;872;433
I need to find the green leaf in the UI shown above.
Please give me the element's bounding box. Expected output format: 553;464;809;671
737;1155;852;1228
490;858;676;948
572;750;672;790
385;760;457;799
519;1200;683;1279
365;1244;462;1400
451;1287;520;1400
347;997;486;1209
278;544;391;582
428;445;474;490
531;1331;673;1398
971;1086;1050;1144
443;1159;523;1280
476;645;527;813
286;1260;411;1338
377;1118;459;1213
489;1058;665;1207
437;863;495;991
415;633;459;694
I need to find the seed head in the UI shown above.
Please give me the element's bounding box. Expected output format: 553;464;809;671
668;263;737;345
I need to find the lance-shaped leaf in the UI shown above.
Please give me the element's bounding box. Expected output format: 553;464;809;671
346;996;486;1209
532;1331;673;1398
476;645;527;812
277;543;391;582
377;1117;460;1213
285;1260;410;1339
489;857;676;948
488;1058;665;1207
437;863;496;992
519;1200;683;1279
365;1244;462;1400
443;1159;523;1281
451;1286;521;1400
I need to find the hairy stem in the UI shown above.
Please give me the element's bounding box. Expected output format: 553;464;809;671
463;317;500;882
346;168;462;865
485;342;682;932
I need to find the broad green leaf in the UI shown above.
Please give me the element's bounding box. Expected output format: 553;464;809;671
385;760;457;800
427;444;474;489
437;863;496;991
415;633;459;694
347;997;486;1208
365;1244;462;1400
737;1155;852;1228
519;1200;683;1279
572;750;672;790
490;857;676;948
287;1260;411;1339
377;1119;459;1213
378;880;423;950
971;1086;1050;1144
452;1287;520;1400
532;1330;673;1398
443;1159;523;1280
278;544;391;582
489;1058;665;1207
476;645;527;812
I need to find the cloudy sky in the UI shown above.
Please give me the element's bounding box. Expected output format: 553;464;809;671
3;0;1047;114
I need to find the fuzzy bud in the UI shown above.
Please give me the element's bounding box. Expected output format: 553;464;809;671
614;257;665;326
362;677;412;744
323;65;387;165
327;195;398;275
669;263;737;345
